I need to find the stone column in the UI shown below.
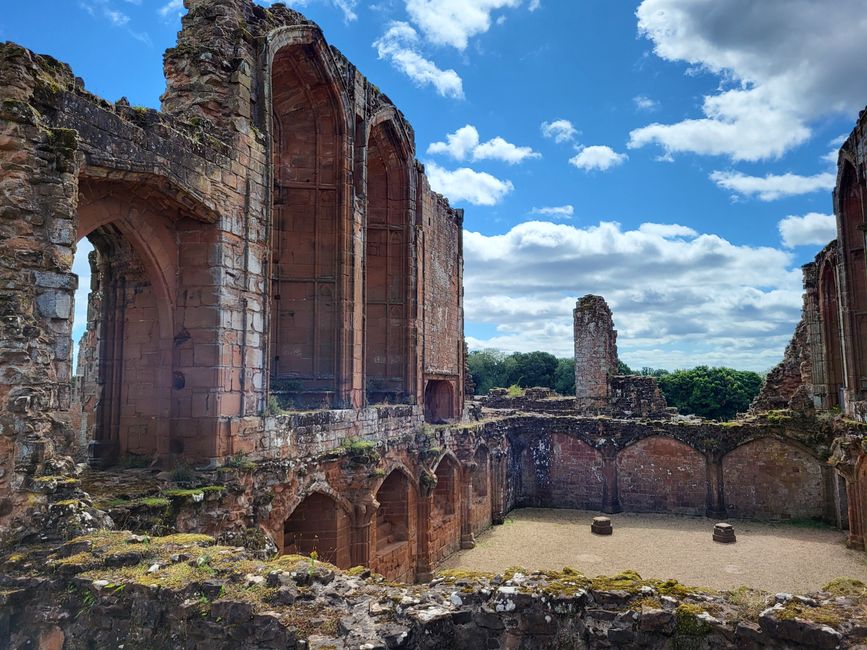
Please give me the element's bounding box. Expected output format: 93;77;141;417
351;500;377;567
415;479;435;582
574;295;617;413
491;449;506;525
705;453;727;518
601;445;622;514
459;464;475;549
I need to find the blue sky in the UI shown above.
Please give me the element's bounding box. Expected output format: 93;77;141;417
4;0;864;372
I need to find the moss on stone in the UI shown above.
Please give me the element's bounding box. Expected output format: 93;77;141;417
437;569;495;583
822;577;867;599
161;486;225;499
674;603;711;636
777;602;843;627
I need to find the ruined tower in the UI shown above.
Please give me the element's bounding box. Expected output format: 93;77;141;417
573;295;617;412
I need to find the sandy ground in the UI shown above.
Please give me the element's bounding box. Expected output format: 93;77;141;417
438;508;867;594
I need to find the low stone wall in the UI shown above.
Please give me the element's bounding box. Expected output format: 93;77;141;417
1;531;861;649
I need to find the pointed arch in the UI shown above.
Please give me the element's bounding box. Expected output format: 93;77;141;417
365;115;413;403
268;33;351;407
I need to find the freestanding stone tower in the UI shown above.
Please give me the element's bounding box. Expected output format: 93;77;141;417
573;295;617;412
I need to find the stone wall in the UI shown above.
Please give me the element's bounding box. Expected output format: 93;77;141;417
0;0;466;535
2;532;863;650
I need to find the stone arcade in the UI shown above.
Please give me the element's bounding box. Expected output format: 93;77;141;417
4;1;867;648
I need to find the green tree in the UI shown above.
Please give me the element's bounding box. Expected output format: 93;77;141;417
656;366;762;421
553;357;575;395
509;351;558;389
467;349;509;395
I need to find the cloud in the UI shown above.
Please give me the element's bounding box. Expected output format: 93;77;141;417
405;0;522;50
629;0;867;161
464;219;803;371
424;161;514;205
541;119;577;144
528;0;541;10
158;0;183;17
72;238;94;375
82;0;151;45
373;22;464;98
633;95;659;111
427;125;540;164
529;205;574;220
709;170;836;202
778;213;837;248
569;145;628;172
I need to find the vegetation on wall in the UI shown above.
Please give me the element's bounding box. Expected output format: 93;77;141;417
467;349;764;421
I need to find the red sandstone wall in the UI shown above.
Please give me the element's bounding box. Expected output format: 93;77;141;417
420;173;463;417
723;437;825;519
549;434;604;510
617;436;706;514
469;452;493;535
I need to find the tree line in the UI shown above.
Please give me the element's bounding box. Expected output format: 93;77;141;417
466;349;764;421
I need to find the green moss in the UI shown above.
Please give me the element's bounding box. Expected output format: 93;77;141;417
341;438;380;465
823;577;867;599
52;499;81;507
675;603;711;636
34;475;80;485
437;569;495;583
151;534;214;546
102;496;170;509
161;486;225;499
727;586;770;620
777;602;842;627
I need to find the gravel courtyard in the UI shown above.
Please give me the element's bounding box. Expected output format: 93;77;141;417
438;508;867;593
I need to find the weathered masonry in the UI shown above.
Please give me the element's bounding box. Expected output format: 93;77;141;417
0;0;465;507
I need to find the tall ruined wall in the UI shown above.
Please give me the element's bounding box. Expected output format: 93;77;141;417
420;170;465;418
0;0;466;538
574;295;617;411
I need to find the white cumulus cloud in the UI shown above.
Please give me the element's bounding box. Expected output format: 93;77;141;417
373;22;464;98
709;170;836;202
541;119;577;144
778;213;837;248
569;145;628;172
424;161;513;206
629;0;867;161
405;0;522;50
427;125;540;164
529;205;574;220
464;219;803;371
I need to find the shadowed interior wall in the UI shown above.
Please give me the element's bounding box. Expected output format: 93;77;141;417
616;436;706;514
283;492;351;568
270;44;344;399
424;379;453;423
469;446;492;535
365;123;409;402
373;469;416;581
431;456;460;564
723;437;826;520
548;434;604;510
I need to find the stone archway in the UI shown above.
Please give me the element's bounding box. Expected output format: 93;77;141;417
424;379;454;423
283;491;351;568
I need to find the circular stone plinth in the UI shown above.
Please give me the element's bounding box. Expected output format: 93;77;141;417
713;522;736;543
591;516;613;535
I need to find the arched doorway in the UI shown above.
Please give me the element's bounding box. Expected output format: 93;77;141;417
424;380;453;423
283;492;351;568
74;184;177;466
431;455;460;563
373;469;414;580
